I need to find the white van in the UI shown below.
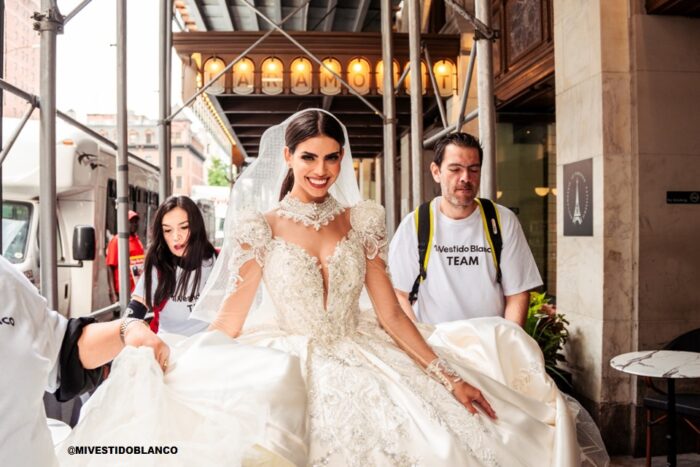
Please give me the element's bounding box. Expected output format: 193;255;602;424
1;119;159;318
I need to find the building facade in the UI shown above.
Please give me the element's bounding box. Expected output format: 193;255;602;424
87;112;206;197
3;0;40;119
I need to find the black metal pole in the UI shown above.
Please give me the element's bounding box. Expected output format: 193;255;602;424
667;378;676;467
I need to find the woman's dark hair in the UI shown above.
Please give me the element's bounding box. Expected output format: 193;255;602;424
279;110;345;200
143;195;216;310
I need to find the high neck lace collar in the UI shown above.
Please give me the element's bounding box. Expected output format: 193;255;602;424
277;194;344;231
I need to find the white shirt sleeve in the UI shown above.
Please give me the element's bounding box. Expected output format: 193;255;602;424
0;257;67;392
498;207;543;296
133;270;146;298
42;309;69;393
388;213;420;293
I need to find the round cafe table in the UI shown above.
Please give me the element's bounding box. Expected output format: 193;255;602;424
610;350;700;467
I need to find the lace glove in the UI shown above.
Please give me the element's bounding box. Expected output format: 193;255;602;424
425;357;464;393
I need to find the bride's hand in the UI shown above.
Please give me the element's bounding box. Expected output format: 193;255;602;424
452;380;497;419
123;322;171;372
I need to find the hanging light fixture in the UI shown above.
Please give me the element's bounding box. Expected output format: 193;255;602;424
232;57;255;95
290;57;313;95
261;57;284;95
376;60;399;95
203;56;226;95
347;57;371;95
320;57;342;96
432;59;456;96
404;61;427;95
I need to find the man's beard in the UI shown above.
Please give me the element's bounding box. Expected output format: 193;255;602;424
444;184;476;207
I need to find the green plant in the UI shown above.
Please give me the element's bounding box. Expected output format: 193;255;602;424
525;291;571;389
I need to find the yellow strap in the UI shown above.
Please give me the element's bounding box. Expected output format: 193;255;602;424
413;201;436;283
475;198;500;271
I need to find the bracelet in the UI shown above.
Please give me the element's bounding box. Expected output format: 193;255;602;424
119;317;148;343
425;358;463;393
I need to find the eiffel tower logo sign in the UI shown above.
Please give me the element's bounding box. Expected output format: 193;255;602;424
572;178;583;225
564;159;593;236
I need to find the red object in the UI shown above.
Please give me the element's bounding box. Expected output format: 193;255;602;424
105;234;145;293
150;299;167;333
128;210;140;220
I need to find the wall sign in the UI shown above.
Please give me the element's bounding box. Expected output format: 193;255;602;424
667;191;700;204
563;158;593;236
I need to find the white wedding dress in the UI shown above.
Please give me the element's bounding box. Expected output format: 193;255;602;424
58;199;608;467
58;108;608;466
206;199;607;466
56;331;308;466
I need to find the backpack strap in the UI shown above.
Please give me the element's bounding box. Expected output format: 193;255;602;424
474;198;503;284
408;201;434;305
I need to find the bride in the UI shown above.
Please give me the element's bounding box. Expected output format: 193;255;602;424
192;108;608;466
60;108;608;467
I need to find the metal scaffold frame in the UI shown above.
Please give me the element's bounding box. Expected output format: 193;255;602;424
0;0;498;311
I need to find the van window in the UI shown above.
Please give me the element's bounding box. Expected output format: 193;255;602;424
2;201;32;264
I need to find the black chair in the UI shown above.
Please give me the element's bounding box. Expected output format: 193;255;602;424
643;328;700;466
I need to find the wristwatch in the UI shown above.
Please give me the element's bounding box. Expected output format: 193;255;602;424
119;317;148;343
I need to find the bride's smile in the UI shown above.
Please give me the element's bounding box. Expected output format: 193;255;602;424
284;134;344;202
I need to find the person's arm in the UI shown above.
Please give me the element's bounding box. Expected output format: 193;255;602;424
394;289;418;322
54;316;169;402
208;255;262;337
106;266;117;303
504;291;529;327
77;318;168;369
497;208;542;325
387;215;421;322
365;254;496;418
357;202;495;417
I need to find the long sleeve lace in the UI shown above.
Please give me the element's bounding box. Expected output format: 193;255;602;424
351;201;440;369
209;210;271;337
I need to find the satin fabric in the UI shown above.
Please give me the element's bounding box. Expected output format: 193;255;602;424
57;332;307;467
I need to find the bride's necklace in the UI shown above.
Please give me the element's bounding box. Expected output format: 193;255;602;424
277;194;343;231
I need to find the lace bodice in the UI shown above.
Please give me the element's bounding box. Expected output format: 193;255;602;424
229;200;387;345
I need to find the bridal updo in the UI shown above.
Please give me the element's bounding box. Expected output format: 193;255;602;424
279;110;346;200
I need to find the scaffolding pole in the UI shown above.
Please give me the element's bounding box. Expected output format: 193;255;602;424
36;0;62;310
116;0;130;313
475;0;496;199
380;0;397;236
407;0;423;207
424;45;448;129
0;79;159;172
158;0;172;201
167;0;311;123
240;0;385;119
457;43;477;131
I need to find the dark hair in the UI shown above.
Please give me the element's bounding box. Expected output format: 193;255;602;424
143;195;216;310
433;132;483;167
279;110;346;200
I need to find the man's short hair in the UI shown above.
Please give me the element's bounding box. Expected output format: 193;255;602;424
433;132;483;167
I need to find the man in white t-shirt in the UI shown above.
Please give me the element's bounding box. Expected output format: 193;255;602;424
388;132;542;325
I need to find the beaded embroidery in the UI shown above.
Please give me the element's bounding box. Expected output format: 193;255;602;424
277;194;345;231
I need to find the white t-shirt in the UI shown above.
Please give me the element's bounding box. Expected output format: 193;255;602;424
388;197;542;324
133;258;214;336
0;256;66;467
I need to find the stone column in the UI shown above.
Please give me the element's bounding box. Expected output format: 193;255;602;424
555;0;700;454
554;0;637;453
